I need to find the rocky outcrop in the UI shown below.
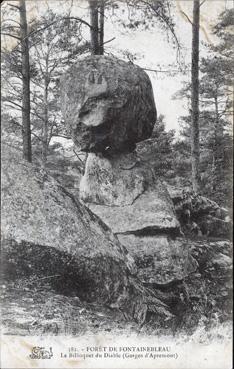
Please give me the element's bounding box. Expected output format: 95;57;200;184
60;55;156;153
80;151;148;206
61;55;196;287
1;146;132;300
80;152;180;229
168;186;232;238
118;235;197;285
188;239;232;321
83;155;196;284
84;154;180;233
2;145;174;322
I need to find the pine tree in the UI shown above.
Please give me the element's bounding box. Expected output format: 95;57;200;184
190;0;200;192
173;8;233;205
1;0;32;162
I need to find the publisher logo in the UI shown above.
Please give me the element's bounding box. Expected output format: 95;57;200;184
29;347;53;359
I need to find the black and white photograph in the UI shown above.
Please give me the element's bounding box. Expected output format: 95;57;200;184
1;0;233;368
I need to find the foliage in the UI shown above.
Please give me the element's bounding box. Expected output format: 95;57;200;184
1;5;89;163
137;114;176;178
28;10;89;162
110;0;180;49
172;8;233;206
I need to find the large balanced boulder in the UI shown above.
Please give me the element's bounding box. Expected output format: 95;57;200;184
61;55;196;287
60;55;156;153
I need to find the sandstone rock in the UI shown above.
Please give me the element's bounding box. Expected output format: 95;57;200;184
80;151;153;206
199;215;231;238
2;145;174;321
81;155;197;285
86;177;180;233
210;252;232;271
167;186;232;238
61;56;195;288
1;145;135;303
60;55;156;153
80;153;195;285
118;235;197;285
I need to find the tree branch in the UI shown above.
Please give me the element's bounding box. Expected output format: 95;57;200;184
3;15;92;54
2;18;21;26
103;36;115;45
143;67;185;73
1;32;21;40
30;107;45;122
9;119;45;142
51;134;71;140
138;0;182;58
3;99;22;110
9;4;21;10
24;16;92;44
180;10;193;25
47;116;58;145
199;0;207;7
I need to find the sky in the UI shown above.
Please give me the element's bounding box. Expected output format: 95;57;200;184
2;0;232;135
102;0;232;133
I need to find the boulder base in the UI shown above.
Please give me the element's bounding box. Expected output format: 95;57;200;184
82;153;196;284
87;185;180;234
80;151;152;206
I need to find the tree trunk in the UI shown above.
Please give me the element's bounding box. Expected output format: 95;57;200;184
19;0;32;162
42;77;49;165
214;95;219;167
99;0;105;55
89;0;100;55
213;94;223;190
191;0;200;192
42;53;50;165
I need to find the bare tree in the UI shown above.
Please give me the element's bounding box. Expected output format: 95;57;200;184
2;5;89;164
2;0;32;162
89;0;100;54
30;12;89;164
19;0;32;161
99;0;105;55
88;0;106;55
191;0;200;192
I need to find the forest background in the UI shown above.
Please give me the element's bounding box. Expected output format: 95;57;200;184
1;0;233;207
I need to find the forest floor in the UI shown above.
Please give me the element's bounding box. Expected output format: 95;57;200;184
1;282;134;336
1;238;232;343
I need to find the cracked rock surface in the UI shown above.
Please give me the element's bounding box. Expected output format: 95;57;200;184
60;55;156;153
80;151;196;284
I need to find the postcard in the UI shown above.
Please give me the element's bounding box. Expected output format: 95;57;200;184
1;0;233;368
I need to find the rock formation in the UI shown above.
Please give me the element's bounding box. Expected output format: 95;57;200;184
168;186;232;238
60;55;156;153
1;144;173;322
61;55;196;286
